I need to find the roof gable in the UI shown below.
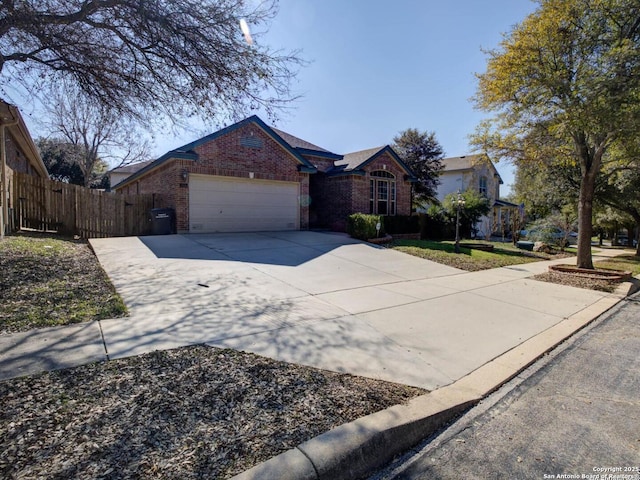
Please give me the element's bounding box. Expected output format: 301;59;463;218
332;145;416;179
441;154;503;184
177;116;316;169
113;115;319;190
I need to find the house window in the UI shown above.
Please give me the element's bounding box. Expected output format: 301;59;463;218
369;170;396;215
479;176;488;196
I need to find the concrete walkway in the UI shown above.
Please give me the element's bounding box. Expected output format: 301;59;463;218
0;232;631;389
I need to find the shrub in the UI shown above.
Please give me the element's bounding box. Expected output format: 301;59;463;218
347;213;384;240
384;215;420;234
419;208;453;240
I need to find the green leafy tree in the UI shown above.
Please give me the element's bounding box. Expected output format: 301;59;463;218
37;138;85;185
37;138;108;187
392;128;444;206
513;157;580;221
0;0;302;126
597;164;640;255
443;190;491;239
473;0;640;268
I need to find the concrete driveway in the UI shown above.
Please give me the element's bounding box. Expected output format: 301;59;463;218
89;231;615;390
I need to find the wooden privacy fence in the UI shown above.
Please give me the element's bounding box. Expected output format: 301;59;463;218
13;172;156;238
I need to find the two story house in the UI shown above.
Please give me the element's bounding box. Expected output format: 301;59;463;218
436;154;520;238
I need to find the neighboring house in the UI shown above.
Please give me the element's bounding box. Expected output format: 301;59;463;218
112;115;416;233
436;154;519;238
0;100;49;236
108;160;153;190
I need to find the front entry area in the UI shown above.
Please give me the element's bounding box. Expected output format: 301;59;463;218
188;174;300;233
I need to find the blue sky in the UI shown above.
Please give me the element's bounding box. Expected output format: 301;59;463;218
20;1;538;195
252;0;538;196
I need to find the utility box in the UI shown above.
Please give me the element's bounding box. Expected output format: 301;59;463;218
149;208;175;235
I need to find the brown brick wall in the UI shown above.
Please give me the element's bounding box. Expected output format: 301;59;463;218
310;151;412;231
310;173;354;231
116;122;310;232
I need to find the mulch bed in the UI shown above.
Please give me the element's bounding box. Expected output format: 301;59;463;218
0;346;426;479
548;264;632;281
532;272;620;293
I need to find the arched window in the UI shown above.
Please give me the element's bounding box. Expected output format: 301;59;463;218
369;171;396;215
479;176;488;196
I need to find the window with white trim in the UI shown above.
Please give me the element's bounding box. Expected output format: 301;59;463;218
369;170;396;215
479;176;488;196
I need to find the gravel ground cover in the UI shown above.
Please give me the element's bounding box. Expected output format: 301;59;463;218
0;345;426;480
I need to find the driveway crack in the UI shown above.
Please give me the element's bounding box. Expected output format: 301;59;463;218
97;320;110;361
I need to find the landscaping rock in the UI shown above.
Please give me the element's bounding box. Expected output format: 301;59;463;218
533;242;553;253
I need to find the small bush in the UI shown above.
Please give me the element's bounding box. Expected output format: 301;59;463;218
384;215;420;234
347;213;384;240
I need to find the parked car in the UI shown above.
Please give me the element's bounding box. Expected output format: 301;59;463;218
617;235;638;247
522;227;577;246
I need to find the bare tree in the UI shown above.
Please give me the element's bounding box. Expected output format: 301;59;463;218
0;0;302;126
40;83;151;187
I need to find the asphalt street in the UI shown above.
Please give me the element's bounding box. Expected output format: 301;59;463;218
372;292;640;480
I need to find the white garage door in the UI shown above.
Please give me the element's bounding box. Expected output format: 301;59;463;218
189;175;300;232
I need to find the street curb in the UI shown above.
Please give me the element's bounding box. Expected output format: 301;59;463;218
230;289;629;480
231;386;478;480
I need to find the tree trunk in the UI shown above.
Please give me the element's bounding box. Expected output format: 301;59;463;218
576;171;596;269
632;214;640;257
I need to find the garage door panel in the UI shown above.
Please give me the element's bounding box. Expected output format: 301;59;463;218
189;175;300;233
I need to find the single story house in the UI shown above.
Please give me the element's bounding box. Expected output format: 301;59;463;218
1;100;49;236
108;160;153;189
436;154;520;238
113;115;416;233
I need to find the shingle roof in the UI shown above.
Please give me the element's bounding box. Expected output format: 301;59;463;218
441;154;483;171
270;127;334;154
441;154;503;184
109;160;153;174
334;146;386;171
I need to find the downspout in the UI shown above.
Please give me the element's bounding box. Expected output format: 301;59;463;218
1;114;19;237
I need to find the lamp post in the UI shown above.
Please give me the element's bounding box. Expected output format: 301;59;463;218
454;191;465;254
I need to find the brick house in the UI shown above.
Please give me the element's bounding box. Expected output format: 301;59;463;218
1;100;49;236
113;115;416;233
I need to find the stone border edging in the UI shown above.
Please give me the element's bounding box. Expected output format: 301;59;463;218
366;234;393;245
230;285;632;480
548;264;632;282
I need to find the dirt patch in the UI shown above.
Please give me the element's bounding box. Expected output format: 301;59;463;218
0;345;426;479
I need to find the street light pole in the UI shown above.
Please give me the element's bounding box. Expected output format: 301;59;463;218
454;191;465;254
